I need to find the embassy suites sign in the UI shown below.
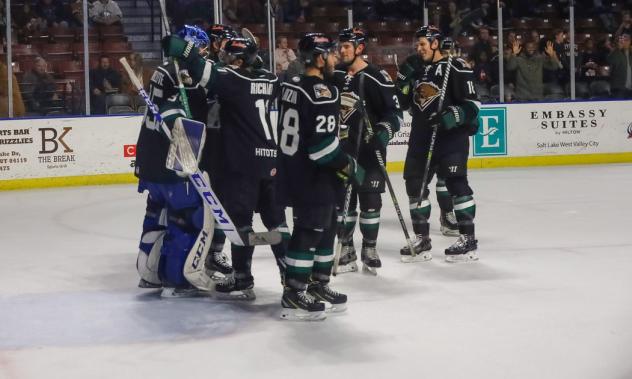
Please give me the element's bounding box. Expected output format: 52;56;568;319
530;108;607;131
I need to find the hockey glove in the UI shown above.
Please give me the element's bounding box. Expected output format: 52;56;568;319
429;106;465;130
365;122;392;150
396;62;416;96
161;35;198;62
337;156;366;186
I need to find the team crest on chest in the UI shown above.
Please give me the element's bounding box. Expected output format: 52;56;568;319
340;91;359;123
313;83;332;99
413;81;440;111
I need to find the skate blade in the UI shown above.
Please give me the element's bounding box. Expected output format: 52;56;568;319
214;289;256;301
440;226;460;237
138;279;161;288
325;302;347;313
335;262;358;275
160;287;205;298
362;264;378;276
445;251;479;263
400;252;433;263
280;308;327;321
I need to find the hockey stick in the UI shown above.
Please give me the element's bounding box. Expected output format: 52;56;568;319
356;72;416;257
416;53;453;210
120;57;281;247
157;0;192;118
332;75;368;276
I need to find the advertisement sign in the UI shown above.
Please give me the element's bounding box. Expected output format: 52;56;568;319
0;115;141;181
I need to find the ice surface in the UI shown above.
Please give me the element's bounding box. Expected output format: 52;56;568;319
1;165;631;379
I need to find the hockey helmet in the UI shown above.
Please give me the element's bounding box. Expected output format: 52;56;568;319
177;25;210;49
207;24;237;43
338;27;367;48
415;25;443;44
298;33;336;65
222;37;258;66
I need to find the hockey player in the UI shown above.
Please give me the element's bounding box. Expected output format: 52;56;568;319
162;35;288;299
206;24;237;63
278;33;365;320
134;25;212;296
397;53;459;237
396;26;481;263
330;27;403;274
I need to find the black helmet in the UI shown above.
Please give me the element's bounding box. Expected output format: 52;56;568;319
207;24;236;43
338;27;366;47
298;33;335;65
415;25;443;44
222;37;258;66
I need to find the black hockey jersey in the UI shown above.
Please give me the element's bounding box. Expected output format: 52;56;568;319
330;63;403;159
135;61;209;183
278;75;348;206
402;57;481;136
200;64;279;178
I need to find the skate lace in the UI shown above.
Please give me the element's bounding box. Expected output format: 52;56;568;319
323;285;340;297
213;251;229;264
446;212;457;225
365;247;379;259
298;291;317;304
219;276;235;287
453;235;468;248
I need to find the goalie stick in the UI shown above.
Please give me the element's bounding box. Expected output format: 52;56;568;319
120;57;281;248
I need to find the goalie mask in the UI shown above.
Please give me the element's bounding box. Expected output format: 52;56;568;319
222;37;258;67
177;25;210;58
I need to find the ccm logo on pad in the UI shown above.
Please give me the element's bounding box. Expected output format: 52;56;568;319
124;145;136;157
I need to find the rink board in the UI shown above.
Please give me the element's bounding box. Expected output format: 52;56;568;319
1;100;632;190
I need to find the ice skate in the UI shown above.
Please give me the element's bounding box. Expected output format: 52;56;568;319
361;246;381;275
214;276;256;300
440;211;460;237
307;281;347;313
335;244;358;274
161;284;204;298
138;278;161;288
445;234;479;263
280;287;326;321
400;235;433;263
204;250;234;280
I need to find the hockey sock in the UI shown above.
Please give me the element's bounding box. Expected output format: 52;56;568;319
436;178;454;212
453;195;476;235
409;196;431;236
230;244;255;281
337;210;357;245
285;227;322;290
311;220;336;282
359;211;380;248
210;228;226;253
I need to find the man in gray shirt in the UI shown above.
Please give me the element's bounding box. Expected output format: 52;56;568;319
505;40;561;102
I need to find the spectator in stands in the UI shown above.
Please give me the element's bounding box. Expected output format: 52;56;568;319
12;2;46;44
543;29;568;86
616;10;632;39
607;33;632;99
69;0;84;27
473;50;495;89
37;0;69;29
505;40;562;102
472;26;494;64
90;55;122;114
89;0;123;26
0;60;26;118
120;53;151;100
22;56;58;115
274;36;297;73
577;38;603;81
